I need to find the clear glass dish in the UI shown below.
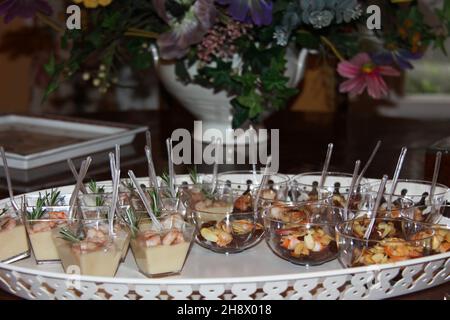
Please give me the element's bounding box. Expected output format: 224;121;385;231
0;206;30;263
263;201;339;266
336;217;434;267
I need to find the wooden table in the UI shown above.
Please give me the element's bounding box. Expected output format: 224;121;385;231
0;106;449;300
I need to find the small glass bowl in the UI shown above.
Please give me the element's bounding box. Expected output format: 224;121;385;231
263;201;340;266
217;170;290;192
291;172;371;207
371;179;449;223
24;206;69;264
129;217;195;277
427;224;450;254
328;195;416;221
191;192;264;254
0;207;30;264
336;217;434;267
52;218;128;277
257;183;333;209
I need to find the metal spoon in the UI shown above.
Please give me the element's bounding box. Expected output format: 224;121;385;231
364;175;389;240
166;138;176;197
108;168;120;236
319;143;333;190
67;159;88;194
144;146;161;210
128;170;162;230
0;147;19;212
429;151;442;210
355;140;381;188
343;160;361;221
253;156;272;215
387;147;407;211
68;157;92;220
146;130;152;153
211;137;222;193
115;144;120;176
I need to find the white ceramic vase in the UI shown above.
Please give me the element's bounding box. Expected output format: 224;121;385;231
152;45;311;144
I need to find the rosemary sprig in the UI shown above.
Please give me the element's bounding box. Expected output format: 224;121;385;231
44;188;62;206
59;227;82;243
88;180;105;194
147;188;161;217
0;207;8;218
88;180;106;206
161;171;170;187
27;196;47;220
121;207;140;238
120;179;136;193
189;167;199;184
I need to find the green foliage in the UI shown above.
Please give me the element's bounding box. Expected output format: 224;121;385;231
59;227;82;243
41;0;450;127
26;196;47;220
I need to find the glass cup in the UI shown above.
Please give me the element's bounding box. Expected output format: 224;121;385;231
336;217;434;267
191;191;264;254
217;170;290;192
426;224;450;255
24;206;69;264
52;218;128;277
371;179;449;223
79;205;131;261
291;172;371;208
0;206;30;263
329;194;415;221
257;183;334;210
263;201;340;266
129;217;195;277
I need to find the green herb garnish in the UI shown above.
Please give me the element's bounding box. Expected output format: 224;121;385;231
0;208;8;218
88;180;105;194
27;196;47;220
43;188;62;206
121;207;140;238
189;167;199;184
59;227;82;243
88;180;106;206
120;179;135;193
161;171;170;187
147;188;160;217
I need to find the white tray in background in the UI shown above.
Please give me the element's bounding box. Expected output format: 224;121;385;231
0;115;147;169
0;176;448;300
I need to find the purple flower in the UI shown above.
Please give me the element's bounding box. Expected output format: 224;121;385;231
0;0;52;23
216;0;272;26
157;0;217;60
373;48;423;70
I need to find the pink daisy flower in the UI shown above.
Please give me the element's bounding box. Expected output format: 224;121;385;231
337;53;401;99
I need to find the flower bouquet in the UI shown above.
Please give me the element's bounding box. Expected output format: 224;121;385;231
1;0;450;127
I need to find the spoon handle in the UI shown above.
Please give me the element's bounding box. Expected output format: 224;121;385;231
319;143;333;189
364;175;389;240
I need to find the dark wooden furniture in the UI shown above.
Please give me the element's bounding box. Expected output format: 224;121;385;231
0;106;449;300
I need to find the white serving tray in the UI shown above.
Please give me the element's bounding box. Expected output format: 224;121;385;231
0;176;448;300
0;115;147;169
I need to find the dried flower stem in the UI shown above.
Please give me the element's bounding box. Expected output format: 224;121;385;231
320;36;345;62
36;12;65;33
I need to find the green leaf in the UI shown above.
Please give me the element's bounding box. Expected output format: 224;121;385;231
44;55;56;76
231;100;250;128
237;91;263;119
86;31;103;48
101;11;121;29
42;81;59;102
175;60;191;83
